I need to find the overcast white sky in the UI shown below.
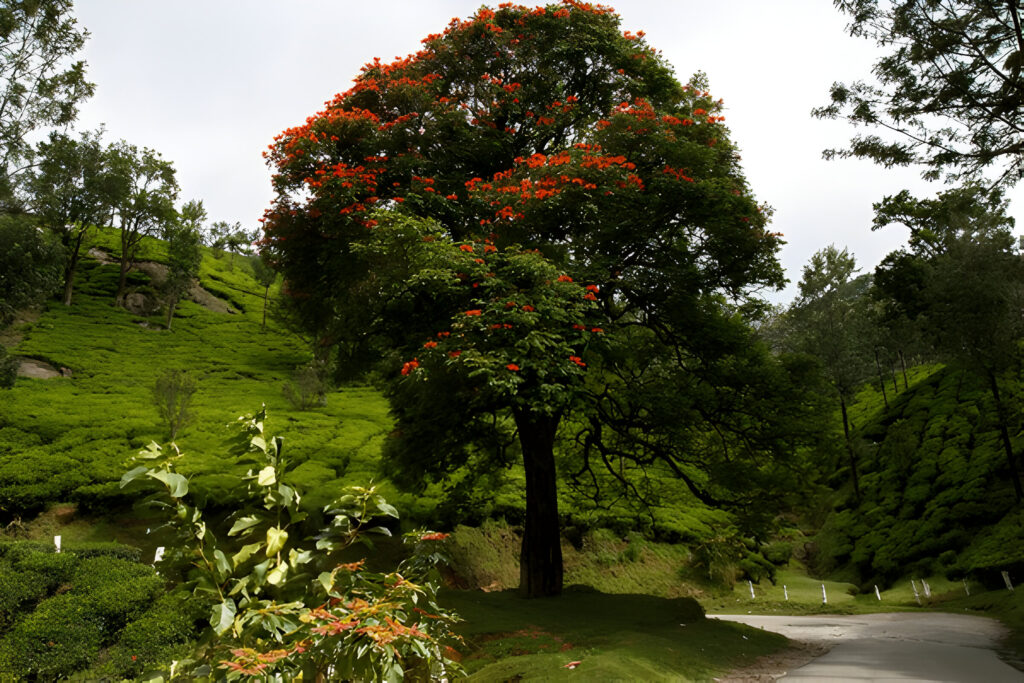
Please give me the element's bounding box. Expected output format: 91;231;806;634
70;0;1024;304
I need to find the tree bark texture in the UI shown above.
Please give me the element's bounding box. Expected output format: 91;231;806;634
987;370;1023;502
840;395;860;501
514;409;563;598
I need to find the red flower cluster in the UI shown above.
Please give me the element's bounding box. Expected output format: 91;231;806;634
401;358;420;375
507;363;520;372
569;355;586;368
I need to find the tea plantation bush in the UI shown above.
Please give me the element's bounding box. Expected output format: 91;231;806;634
0;544;201;679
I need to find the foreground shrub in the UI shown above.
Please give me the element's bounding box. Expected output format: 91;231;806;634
0;553;163;680
121;405;463;680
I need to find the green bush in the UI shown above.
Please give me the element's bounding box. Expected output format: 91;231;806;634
0;593;104;679
71;556;162;631
85;591;203;680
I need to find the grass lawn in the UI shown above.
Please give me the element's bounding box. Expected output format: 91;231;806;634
444;588;785;681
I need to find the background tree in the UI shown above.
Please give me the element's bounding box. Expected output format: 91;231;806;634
0;213;64;327
872;184;1024;500
247;253;277;330
263;3;813;597
161;199;204;330
781;246;873;499
208;220;256;269
0;0;93;207
28;129;123;305
815;0;1024;188
108;142;178;306
153;368;197;440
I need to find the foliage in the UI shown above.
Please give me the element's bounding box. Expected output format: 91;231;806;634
162;199;205;329
28;129;121;305
0;548;163;680
248;252;277;329
816;0;1024;188
0;0;94;206
263;0;814;597
0;346;15;389
120;406;463;680
281;361;329;410
0;212;64;325
153;369;198;440
871;184;1024;500
108;141;179;305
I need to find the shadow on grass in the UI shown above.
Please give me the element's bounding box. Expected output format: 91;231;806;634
442;587;786;681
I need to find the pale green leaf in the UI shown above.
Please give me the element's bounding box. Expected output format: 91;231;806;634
210;599;236;636
265;526;288;556
256;465;276;487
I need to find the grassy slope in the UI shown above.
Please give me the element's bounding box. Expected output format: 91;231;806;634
812;362;1024;591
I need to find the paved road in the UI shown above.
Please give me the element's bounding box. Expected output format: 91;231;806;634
714;613;1024;682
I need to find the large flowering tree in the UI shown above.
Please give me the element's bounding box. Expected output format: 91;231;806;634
263;1;815;597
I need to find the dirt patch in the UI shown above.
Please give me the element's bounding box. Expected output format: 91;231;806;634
16;358;66;379
715;640;831;682
0;307;42;347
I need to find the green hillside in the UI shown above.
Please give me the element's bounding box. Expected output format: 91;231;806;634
812;363;1024;590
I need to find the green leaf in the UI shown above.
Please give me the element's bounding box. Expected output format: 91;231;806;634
318;571;334;594
251;435;267;453
378;502;399;518
120;465;149;488
232;542;262;567
267;561;288;585
213;549;231;579
256;465;276;487
210;599;236;636
227;515;260;536
265;526;288;556
146;469;188;498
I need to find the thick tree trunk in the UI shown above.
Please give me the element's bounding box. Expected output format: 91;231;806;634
840;395;860;501
987;370;1023;502
514;408;563;598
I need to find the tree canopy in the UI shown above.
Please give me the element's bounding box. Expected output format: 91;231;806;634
263;1;815;597
0;0;93;206
815;0;1024;188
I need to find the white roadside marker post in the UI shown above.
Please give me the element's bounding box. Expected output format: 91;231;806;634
783;585;789;601
748;580;756;599
922;579;931;598
874;584;881;601
963;578;970;596
1002;571;1014;592
821;583;827;605
911;579;921;605
53;535;61;553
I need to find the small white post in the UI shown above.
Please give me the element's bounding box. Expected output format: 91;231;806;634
783;585;789;601
911;580;921;605
1002;571;1014;592
821;583;828;604
922;579;931;598
748;580;756;599
874;584;882;601
154;546;165;564
53;535;61;553
963;578;971;596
